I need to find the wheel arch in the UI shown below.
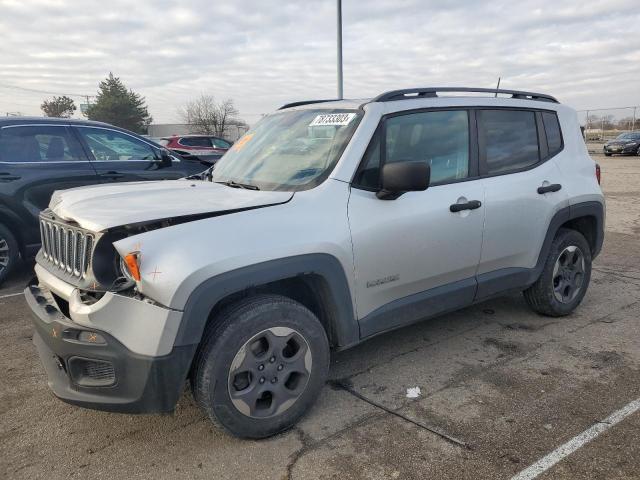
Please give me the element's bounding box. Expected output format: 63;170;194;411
174;253;359;351
0;208;26;257
535;201;604;276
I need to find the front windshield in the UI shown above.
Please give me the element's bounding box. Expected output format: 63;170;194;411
210;109;362;191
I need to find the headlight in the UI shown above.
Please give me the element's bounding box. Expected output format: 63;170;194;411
119;256;136;282
120;252;141;282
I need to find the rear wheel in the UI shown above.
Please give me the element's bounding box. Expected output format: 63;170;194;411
0;223;19;286
524;228;592;317
191;294;330;438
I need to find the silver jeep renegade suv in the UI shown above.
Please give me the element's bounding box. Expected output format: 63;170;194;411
26;87;604;438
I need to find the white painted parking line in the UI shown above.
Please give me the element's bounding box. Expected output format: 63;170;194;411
511;398;640;480
0;292;23;299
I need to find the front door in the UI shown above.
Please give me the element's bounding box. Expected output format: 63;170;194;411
347;109;485;337
73;126;185;182
0;124;99;252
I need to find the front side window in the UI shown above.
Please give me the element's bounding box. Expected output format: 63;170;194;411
78;127;157;161
0;125;83;163
542;111;563;156
211;109;362;191
479;110;539;174
354;110;469;189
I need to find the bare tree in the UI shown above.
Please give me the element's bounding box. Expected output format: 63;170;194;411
180;95;240;137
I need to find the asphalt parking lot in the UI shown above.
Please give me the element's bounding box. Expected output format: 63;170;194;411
1;150;639;480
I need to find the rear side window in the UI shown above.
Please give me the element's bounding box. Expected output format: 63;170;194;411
180;137;211;147
479;110;539;175
0;125;84;163
542;112;563;156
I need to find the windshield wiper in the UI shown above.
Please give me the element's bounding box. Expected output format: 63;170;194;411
215;180;260;190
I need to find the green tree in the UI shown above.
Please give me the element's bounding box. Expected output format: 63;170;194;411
86;73;152;133
41;95;76;118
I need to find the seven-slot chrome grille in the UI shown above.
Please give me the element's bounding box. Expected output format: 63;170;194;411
39;217;94;278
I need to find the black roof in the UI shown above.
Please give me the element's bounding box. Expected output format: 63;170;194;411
0;116;112;127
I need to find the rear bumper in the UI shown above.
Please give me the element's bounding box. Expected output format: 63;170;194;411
26;283;196;414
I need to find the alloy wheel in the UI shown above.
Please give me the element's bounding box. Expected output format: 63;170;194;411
227;327;312;418
552;245;585;303
0;236;9;273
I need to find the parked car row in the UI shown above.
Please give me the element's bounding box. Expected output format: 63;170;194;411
0;117;216;283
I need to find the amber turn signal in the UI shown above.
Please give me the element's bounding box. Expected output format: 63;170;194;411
123;252;141;281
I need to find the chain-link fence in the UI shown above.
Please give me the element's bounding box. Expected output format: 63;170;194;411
577;107;639;141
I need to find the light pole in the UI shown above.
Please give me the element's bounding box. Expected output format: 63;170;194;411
337;0;343;99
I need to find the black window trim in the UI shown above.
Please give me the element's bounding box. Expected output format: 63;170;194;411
351;106;479;191
0;124;89;164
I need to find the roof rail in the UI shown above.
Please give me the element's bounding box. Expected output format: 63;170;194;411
372;87;559;104
278;99;340;110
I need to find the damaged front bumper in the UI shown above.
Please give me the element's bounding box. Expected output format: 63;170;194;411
26;264;196;414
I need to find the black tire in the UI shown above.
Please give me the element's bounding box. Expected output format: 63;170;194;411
191;294;330;439
0;223;19;286
604;152;612;157
524;228;592;317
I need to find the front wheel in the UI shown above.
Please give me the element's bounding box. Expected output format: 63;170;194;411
523;228;592;317
0;223;19;286
191;294;330;438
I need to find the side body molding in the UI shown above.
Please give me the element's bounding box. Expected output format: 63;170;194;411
174;253;358;348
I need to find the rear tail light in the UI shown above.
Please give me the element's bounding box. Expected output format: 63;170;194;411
595;163;601;185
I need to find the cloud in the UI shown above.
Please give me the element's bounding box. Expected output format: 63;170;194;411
0;0;638;123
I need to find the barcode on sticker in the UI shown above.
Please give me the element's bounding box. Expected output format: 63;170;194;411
309;113;356;126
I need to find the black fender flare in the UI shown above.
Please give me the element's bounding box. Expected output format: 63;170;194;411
173;253;358;349
534;201;604;273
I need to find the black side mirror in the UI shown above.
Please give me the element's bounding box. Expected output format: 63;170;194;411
158;149;173;167
377;161;430;200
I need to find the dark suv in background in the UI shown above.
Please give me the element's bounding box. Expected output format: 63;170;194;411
603;131;640;156
0;117;210;284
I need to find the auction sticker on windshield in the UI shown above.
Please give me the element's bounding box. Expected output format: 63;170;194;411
309;113;357;126
232;133;254;151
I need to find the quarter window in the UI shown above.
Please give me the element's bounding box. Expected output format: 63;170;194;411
0;126;83;163
542;112;562;156
354;110;470;189
479;110;539;174
78;127;157;161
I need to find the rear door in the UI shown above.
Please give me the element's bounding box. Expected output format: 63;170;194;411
74;126;187;182
476;108;569;298
0;124;98;252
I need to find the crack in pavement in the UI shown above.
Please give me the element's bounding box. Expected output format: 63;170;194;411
329;379;470;448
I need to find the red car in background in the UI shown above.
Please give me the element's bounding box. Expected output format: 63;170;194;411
159;135;232;164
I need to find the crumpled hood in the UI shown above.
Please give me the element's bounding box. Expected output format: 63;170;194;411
50;180;293;232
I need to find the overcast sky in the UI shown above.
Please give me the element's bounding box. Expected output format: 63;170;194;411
1;0;638;124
